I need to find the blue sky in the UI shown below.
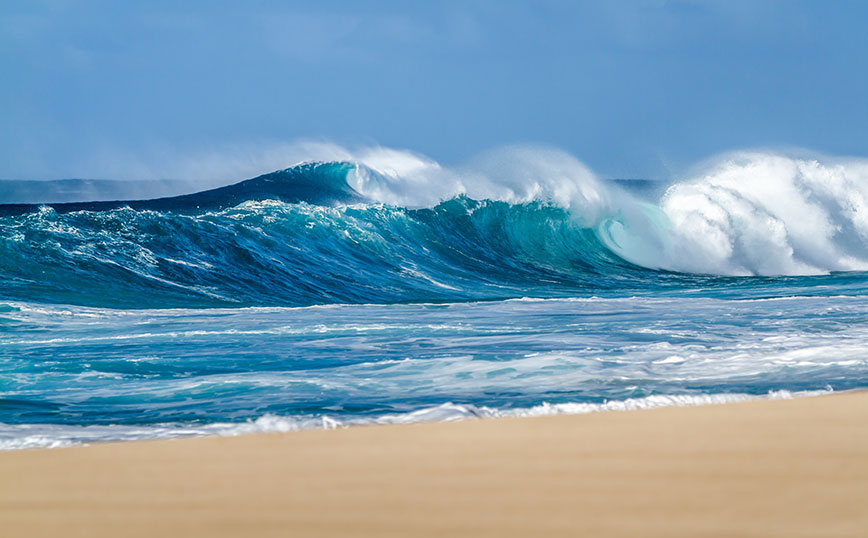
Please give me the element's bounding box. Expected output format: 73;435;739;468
2;0;868;180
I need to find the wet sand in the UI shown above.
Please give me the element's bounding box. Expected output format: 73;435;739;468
1;391;866;537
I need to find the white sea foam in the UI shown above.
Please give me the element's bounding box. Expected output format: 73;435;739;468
651;152;868;276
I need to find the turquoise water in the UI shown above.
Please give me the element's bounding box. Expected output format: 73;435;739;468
2;153;868;448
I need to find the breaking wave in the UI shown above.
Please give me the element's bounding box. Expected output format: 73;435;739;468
2;147;868;308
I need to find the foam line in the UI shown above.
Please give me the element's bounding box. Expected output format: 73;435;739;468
0;389;831;450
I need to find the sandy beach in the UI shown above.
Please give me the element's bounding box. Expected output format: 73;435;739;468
1;391;866;538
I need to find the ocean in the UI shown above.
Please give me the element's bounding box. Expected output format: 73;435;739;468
2;148;867;449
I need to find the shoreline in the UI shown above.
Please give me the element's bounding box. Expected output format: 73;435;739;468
0;388;834;451
2;391;867;537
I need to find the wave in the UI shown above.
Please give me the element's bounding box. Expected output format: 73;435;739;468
2;147;868;307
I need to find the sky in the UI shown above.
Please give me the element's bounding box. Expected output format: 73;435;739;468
2;0;868;181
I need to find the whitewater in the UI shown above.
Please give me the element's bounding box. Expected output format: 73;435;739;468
1;146;867;448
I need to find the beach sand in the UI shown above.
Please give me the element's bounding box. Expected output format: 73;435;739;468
1;391;866;537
